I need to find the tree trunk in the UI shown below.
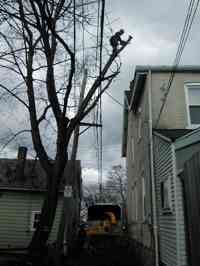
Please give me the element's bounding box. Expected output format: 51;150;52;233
28;177;59;263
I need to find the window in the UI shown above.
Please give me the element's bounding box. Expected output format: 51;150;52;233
160;176;172;212
30;211;41;231
185;83;200;127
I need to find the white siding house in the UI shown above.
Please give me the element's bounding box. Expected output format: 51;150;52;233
153;131;188;266
122;65;200;266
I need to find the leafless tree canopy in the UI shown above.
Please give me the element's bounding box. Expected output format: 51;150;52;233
0;0;125;160
0;0;131;256
83;165;127;205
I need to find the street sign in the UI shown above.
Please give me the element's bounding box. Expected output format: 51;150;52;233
64;185;73;198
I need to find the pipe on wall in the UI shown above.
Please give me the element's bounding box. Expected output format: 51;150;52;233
148;69;159;266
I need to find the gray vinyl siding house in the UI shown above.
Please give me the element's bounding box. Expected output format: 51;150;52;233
0;189;63;249
122;65;200;266
153;127;200;266
0;150;81;249
153;131;188;266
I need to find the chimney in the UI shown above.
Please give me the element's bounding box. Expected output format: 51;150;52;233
16;146;27;183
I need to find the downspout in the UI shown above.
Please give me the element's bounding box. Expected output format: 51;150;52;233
148;70;159;266
172;144;181;266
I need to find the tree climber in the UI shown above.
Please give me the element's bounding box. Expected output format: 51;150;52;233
110;29;132;53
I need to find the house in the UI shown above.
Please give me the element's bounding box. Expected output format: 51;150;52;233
122;65;200;266
0;147;82;250
153;127;200;266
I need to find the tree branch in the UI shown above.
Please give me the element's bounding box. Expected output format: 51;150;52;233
0;32;26;82
26;44;52;175
0;129;31;153
38;104;51;124
47;23;75;116
77;37;132;116
0;83;29;109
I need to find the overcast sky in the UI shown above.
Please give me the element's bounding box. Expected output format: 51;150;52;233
0;0;200;186
80;0;200;184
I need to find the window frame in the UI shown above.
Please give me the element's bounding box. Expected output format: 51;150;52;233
30;211;41;231
185;83;200;128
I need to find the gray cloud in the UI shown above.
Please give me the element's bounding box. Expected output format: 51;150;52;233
1;0;200;185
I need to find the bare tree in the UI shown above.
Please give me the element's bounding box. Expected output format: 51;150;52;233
104;165;128;228
0;0;131;260
104;164;127;205
83;165;127;205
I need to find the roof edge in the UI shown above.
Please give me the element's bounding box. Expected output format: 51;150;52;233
129;72;147;112
153;131;172;143
135;65;200;73
175;127;200;150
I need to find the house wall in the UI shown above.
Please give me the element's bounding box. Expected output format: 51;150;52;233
153;134;187;266
126;75;154;265
126;69;200;265
0;191;63;249
151;72;200;128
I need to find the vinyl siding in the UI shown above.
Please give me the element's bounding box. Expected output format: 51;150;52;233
125;69;200;265
176;176;187;266
0;191;63;248
151;72;200;129
153;134;187;266
126;74;152;247
153;135;177;266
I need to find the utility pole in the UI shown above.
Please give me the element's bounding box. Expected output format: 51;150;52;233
71;68;88;161
67;68;88;248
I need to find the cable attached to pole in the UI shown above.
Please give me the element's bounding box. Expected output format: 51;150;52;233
98;0;105;201
155;0;199;128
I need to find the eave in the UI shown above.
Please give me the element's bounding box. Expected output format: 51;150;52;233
129;72;147;113
122;91;131;157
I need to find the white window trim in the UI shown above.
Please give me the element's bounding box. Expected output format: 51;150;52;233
185;83;200;129
30;211;41;231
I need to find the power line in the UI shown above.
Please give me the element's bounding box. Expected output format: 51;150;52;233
73;0;77;111
155;0;200;128
105;91;123;107
82;0;85;67
98;0;105;199
95;0;101;69
94;0;101;185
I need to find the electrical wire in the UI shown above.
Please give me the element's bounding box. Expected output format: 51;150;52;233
155;0;200;128
82;0;85;67
72;0;77;115
105;91;123;107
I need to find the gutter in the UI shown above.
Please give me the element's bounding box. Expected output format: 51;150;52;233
148;69;159;266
